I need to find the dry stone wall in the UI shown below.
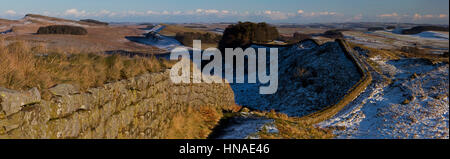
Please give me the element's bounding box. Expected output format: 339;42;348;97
0;69;235;139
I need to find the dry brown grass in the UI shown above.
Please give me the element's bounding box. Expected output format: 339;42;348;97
348;42;448;64
255;110;334;139
348;42;401;60
0;39;174;92
265;122;333;139
6;26;164;54
166;104;242;139
167;106;221;139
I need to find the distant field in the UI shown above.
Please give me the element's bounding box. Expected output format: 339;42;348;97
160;24;221;48
276;27;326;36
179;23;230;34
1;17;167;54
0;40;174;93
159;24;210;36
343;30;449;55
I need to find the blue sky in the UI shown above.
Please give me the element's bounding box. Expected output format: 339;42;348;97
1;0;448;24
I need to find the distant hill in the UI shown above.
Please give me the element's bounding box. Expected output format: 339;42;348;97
402;26;449;35
24;14;105;26
0;18;18;24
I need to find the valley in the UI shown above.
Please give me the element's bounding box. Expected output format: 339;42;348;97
0;14;448;139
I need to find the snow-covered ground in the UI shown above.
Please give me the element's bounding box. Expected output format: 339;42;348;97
344;30;449;54
320;56;449;139
126;25;190;52
127;35;185;51
374;30;449;42
231;41;361;117
410;31;449;40
145;25;165;33
343;34;396;49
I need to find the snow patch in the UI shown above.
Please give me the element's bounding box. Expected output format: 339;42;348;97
411;31;449;40
214;115;275;139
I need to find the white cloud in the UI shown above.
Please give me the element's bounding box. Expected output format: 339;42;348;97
353;14;363;20
302;11;340;17
5;10;16;15
10;8;447;24
413;13;446;20
195;9;204;13
172;11;182;15
204;9;219;14
161;11;170;15
263;10;290;20
221;10;230;14
194;9;222;15
146;10;160;15
126;11;145;16
93;10;114;17
423;14;434;18
64;8;87;17
377;12;399;18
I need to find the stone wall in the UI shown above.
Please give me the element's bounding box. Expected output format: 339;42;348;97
0;70;235;139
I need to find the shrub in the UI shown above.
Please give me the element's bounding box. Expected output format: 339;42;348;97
37;25;88;35
386;26;396;30
322;30;344;39
218;22;279;50
367;27;384;32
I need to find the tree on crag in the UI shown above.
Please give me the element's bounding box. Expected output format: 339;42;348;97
322;30;344;39
218;22;279;50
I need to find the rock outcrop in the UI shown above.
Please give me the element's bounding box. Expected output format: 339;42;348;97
0;70;235;139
